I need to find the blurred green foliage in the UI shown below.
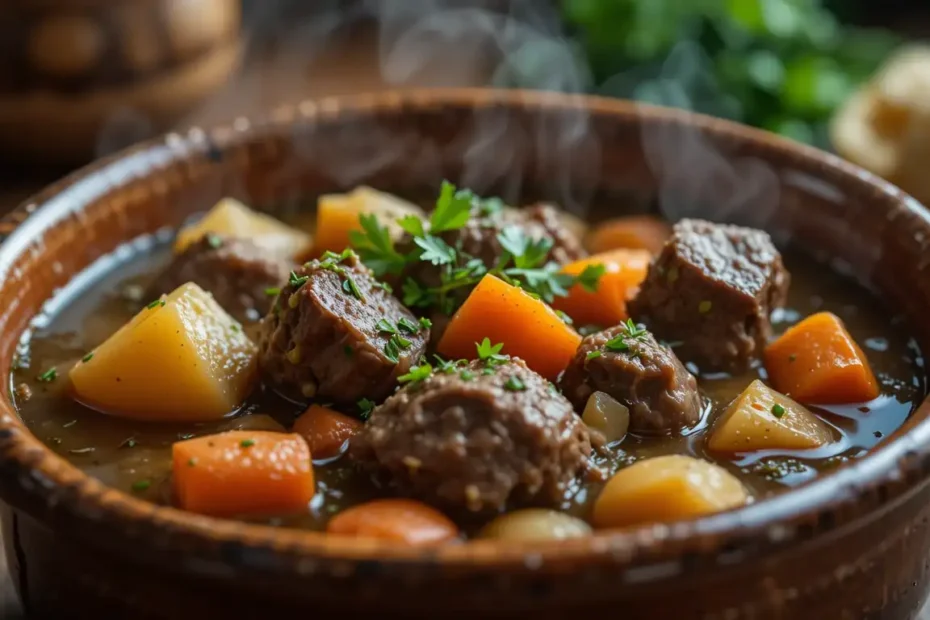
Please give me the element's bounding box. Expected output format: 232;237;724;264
562;0;902;145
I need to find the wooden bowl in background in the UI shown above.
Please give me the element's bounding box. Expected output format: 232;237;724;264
0;0;241;165
0;90;929;619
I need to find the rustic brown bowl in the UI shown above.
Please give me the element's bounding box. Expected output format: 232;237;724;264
1;89;930;620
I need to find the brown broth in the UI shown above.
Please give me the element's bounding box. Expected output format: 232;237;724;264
9;233;925;532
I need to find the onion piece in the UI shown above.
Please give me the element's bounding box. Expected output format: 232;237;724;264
582;391;630;443
479;509;592;541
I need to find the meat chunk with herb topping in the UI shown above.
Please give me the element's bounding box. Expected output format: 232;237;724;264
353;182;587;319
148;234;291;323
257;250;429;406
628;219;790;373
560;321;702;435
351;356;592;514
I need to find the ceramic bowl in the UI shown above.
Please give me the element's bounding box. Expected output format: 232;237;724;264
1;90;929;620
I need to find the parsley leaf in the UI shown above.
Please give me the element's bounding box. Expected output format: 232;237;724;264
430;181;473;233
434;355;465;374
289;271;309;288
577;263;606;293
397;317;420;334
477;196;505;217
383;334;413;363
476;338;508;366
357;398;375;420
504;376;526;391
414;235;456;266
398;363;432;384
342;276;364;300
605;319;649;352
398;215;426;237
376;319;397;334
419;317;433;330
349;213;406;276
402;278;435;309
497;226;552;269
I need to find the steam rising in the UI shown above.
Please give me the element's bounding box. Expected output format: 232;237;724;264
98;0;782;225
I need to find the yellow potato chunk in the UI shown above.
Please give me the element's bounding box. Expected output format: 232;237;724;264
708;380;835;453
70;282;257;422
174;197;310;258
593;455;749;529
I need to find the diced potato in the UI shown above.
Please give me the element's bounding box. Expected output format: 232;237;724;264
592;455;749;529
70;282;257;422
707;380;835;453
174;197;311;258
313;186;425;255
479;509;592;541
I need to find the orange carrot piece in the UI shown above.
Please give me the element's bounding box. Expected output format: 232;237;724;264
551;249;652;327
309;197;363;258
764;312;879;404
293;405;363;460
327;499;459;546
172;431;314;517
587;215;671;255
437;274;582;380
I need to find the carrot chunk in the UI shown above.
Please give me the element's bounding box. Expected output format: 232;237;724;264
172;431;314;517
437;274;582;380
327;499;459;546
764;312;879;404
311;195;364;257
293;405;363;460
587;215;671;255
551;249;651;327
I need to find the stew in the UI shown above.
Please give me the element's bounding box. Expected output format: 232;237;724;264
11;184;924;543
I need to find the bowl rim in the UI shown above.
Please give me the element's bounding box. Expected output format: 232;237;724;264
1;87;929;575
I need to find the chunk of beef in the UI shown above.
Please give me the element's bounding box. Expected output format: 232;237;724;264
148;234;291;323
258;251;429;406
351;358;592;514
560;323;703;435
628;219;790;372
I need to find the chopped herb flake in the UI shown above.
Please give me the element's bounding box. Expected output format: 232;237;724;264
771;403;786;418
460;370;475;381
481;368;494;376
82;352;94;363
376;319;397;334
131;480;151;492
205;233;223;249
289;271;310;288
36;368;57;382
372;280;394;294
419;317;433;330
504;376;526;391
788;354;797;362
398;363;432;384
343;276;364;301
586;350;602;361
188;458;197;467
146;299;165;309
476;338;508;366
265;287;281;297
357;398;375;420
397;317;420;334
240;439;256;448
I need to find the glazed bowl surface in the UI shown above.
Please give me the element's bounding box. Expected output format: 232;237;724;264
1;89;930;619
